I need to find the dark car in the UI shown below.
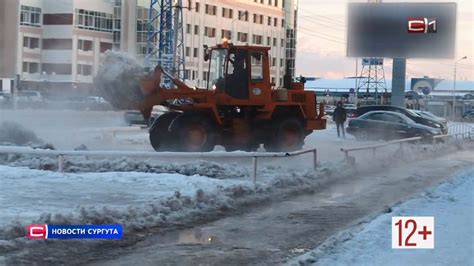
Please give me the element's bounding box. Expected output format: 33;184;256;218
353;105;447;134
463;110;474;122
347;111;442;141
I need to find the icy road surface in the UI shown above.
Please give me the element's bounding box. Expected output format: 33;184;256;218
291;168;474;266
20;149;468;266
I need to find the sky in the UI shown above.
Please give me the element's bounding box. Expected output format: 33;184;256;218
295;0;474;80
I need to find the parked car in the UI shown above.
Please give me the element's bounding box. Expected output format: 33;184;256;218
123;105;170;126
463;110;474;122
412;110;448;131
17;90;44;102
353;105;447;134
344;104;357;118
347;110;442;141
324;105;336;116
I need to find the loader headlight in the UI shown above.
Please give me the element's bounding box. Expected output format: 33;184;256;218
252;87;262;96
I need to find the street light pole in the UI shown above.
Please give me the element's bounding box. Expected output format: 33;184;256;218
452;56;467;119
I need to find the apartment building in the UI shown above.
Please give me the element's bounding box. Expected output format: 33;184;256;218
120;0;295;87
0;0;297;95
0;0;114;95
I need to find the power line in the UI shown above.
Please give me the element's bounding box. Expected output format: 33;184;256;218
298;25;345;42
298;30;346;45
298;15;347;32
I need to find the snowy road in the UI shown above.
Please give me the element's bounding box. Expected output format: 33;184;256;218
87;150;473;265
291;168;474;266
2;149;469;265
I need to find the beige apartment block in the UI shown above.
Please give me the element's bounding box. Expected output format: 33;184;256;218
0;0;297;95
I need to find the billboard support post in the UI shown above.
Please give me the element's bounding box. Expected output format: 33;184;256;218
391;58;406;107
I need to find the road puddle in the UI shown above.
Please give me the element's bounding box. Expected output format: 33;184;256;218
155;228;220;245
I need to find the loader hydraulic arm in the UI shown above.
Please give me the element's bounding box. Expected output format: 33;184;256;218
136;66;211;118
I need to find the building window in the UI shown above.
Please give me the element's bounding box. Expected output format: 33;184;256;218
186;24;191;34
77;64;93;76
204;27;216;38
267;17;272;26
238;11;248;21
275;0;278;7
267;37;271;46
273;37;277;46
222;7;233;19
193;48;198;58
205;4;217;15
22;62;39;74
78;39;93;52
75;9;113;32
272;57;276;67
185;47;190;57
237;32;248;42
281;38;284;47
252;34;262;45
194;25;199;35
274;17;277;27
23;37;40;49
282;19;285;27
195;2;200;12
253;14;263;24
221;29;231;39
20;5;42;27
100;42;112;53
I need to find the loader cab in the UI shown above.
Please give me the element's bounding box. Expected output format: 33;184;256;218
207;45;271;103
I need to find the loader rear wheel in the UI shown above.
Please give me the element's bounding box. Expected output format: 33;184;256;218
265;118;305;152
172;114;217;152
149;112;180;151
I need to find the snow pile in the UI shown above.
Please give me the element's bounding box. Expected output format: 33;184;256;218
0;163;325;257
290;168;474;266
0;121;43;146
94;51;147;109
0;155;249;178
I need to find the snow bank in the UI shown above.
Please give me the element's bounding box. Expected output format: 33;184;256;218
289;168;474;266
0;157;336;242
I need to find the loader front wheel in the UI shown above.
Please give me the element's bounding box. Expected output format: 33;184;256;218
172;114;217;152
149;112;180;151
265;118;305;152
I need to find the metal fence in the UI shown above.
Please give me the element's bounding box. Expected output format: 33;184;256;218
341;132;473;161
0;145;317;185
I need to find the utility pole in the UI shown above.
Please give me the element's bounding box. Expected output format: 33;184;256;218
452;56;467;119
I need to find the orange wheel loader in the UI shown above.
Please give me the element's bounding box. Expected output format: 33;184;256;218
99;43;326;152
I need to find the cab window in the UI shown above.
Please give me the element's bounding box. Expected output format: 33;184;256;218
250;52;263;82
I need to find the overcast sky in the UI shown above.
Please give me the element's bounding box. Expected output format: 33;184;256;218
295;0;474;80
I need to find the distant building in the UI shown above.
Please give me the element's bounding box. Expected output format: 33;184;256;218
0;0;297;96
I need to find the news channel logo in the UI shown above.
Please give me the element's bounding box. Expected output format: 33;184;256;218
27;224;123;240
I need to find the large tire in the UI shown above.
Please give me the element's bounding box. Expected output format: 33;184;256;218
171;113;217;152
264;118;305;152
149;112;180;151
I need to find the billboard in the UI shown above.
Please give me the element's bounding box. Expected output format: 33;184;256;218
347;3;456;58
411;77;443;95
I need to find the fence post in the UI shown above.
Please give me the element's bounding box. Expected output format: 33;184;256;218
344;150;349;160
58;155;64;172
312;149;317;171
252;156;258;185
